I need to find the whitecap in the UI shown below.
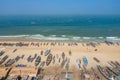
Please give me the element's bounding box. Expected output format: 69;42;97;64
83;37;90;39
72;37;80;40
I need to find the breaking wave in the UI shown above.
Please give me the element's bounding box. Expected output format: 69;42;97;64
0;34;120;42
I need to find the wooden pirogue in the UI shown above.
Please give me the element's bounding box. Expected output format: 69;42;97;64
46;54;52;66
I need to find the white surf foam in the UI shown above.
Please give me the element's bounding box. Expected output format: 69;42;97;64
106;37;120;42
1;34;119;42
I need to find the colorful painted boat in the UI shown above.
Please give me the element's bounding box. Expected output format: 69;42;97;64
82;56;88;66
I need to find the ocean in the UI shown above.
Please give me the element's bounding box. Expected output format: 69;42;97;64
0;15;120;42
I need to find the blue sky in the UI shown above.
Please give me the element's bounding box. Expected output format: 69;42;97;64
0;0;120;15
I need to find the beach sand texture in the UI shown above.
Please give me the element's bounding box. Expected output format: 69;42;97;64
0;39;120;80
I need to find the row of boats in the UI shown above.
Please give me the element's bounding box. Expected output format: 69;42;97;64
75;56;120;80
0;55;22;67
1;49;120;80
34;48;52;67
0;48;52;67
0;50;5;56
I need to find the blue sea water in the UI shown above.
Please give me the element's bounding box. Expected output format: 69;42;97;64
0;15;120;42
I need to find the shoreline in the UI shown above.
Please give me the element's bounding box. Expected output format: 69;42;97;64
0;34;120;43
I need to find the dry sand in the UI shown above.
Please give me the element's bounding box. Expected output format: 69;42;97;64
0;39;120;80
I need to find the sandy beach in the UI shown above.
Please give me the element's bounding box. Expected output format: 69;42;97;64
0;38;120;80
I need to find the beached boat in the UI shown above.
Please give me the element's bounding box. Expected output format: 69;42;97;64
97;65;115;80
44;48;50;56
108;62;115;68
52;55;55;64
46;54;52;66
62;52;65;59
115;61;120;66
93;57;100;63
75;58;82;70
21;55;24;59
61;60;66;68
91;67;101;80
0;50;5;56
33;54;37;59
5;59;15;67
111;61;117;66
82;56;88;66
69;50;72;56
0;55;8;64
40;61;45;67
111;61;118;67
13;49;17;53
115;76;120;80
35;56;41;66
107;66;120;76
82;65;90;79
61;72;74;80
15;56;20;62
27;55;31;62
40;50;43;55
65;62;69;71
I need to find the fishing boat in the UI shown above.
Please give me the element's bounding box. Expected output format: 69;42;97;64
15;56;20;62
111;61;118;67
5;59;15;67
52;56;55;64
69;50;72;56
40;50;43;55
62;52;65;59
82;56;88;66
93;57;100;63
13;49;17;53
65;62;69;71
97;65;115;80
108;62;116;68
0;50;5;56
27;55;31;62
107;66;120;76
115;61;120;66
75;58;82;70
44;48;50;56
46;54;52;66
91;67;101;80
40;61;45;67
82;65;90;79
0;55;8;64
35;56;41;66
21;55;24;59
61;72;74;80
61;59;66;68
115;76;120;80
33;54;37;59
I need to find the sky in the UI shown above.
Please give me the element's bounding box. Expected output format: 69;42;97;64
0;0;120;15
